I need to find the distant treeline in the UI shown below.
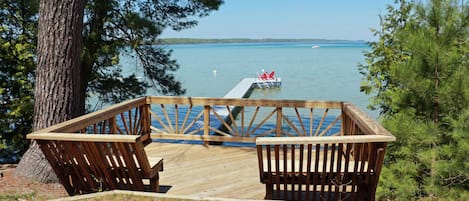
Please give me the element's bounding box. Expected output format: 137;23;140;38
160;38;363;44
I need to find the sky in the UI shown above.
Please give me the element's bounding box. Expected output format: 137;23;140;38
160;0;397;41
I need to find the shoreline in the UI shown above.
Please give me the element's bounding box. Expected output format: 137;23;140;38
159;38;366;45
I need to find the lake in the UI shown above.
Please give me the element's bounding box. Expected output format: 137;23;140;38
135;41;378;118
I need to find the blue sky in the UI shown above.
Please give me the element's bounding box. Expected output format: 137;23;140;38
160;0;396;41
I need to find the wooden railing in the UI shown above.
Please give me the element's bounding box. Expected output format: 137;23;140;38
27;96;394;199
31;96;395;144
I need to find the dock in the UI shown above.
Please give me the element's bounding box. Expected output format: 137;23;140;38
211;77;281;134
223;78;282;98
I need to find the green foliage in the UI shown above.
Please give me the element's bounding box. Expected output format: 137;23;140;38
0;0;222;161
360;0;469;200
433;109;469;199
83;0;223;108
0;0;37;162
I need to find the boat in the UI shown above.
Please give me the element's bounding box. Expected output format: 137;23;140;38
311;45;320;48
256;70;281;88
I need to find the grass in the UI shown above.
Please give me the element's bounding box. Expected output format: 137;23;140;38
74;194;193;201
0;192;207;201
0;192;37;201
38;190;217;201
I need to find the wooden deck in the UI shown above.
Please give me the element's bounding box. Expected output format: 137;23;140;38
27;96;394;200
144;142;265;200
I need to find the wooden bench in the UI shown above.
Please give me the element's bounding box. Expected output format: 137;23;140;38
27;133;163;195
256;136;388;201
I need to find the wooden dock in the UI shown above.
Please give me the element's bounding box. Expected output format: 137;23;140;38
211;78;281;133
144;142;265;199
223;78;282;98
223;78;256;98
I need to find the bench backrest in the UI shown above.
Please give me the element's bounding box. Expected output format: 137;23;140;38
28;133;153;195
256;136;389;201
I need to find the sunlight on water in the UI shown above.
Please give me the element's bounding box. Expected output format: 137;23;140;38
102;41;378;120
149;41;378;118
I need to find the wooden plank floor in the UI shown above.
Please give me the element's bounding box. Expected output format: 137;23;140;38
144;142;265;200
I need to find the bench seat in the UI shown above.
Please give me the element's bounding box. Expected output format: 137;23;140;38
256;137;387;201
27;133;164;195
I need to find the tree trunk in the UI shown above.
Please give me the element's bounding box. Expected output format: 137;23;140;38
16;0;86;183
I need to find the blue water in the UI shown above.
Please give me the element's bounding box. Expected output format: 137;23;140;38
147;104;342;147
86;42;377;148
142;41;377;118
0;41;374;162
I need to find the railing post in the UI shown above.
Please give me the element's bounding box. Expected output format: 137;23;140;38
204;105;210;145
341;110;348;136
174;104;179;133
276;107;282;137
110;117;117;134
143;104;151;135
341;103;353;136
139;103;153;146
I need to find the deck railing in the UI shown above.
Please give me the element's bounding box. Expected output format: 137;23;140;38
31;96;394;144
28;96;395;199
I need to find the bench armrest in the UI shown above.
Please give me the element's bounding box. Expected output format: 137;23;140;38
147;157;164;178
256;135;395;145
27;132;140;142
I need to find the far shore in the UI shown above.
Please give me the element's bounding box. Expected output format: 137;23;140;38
159;38;366;45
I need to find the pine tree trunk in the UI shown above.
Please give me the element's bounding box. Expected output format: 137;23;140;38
16;0;86;183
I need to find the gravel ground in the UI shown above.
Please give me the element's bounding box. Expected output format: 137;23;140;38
0;164;68;200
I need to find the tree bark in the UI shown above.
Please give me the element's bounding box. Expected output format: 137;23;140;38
16;0;86;183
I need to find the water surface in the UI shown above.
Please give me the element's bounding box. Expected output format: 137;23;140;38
145;41;377;118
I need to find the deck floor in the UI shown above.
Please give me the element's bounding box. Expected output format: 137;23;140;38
144;142;265;200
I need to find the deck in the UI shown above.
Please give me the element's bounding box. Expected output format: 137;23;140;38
153;78;271;199
27;96;394;200
144;142;264;199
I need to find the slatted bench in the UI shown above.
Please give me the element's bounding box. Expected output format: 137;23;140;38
256;136;389;201
27;133;163;195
